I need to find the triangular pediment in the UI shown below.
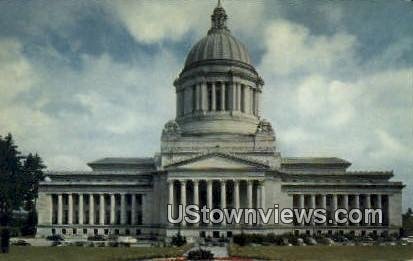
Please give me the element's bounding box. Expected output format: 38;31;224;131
165;153;269;170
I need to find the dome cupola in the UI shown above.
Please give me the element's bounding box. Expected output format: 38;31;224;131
172;1;264;136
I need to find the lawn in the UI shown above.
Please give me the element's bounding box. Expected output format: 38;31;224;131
0;245;190;261
230;244;413;260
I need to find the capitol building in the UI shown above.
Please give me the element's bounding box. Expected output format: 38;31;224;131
36;3;404;240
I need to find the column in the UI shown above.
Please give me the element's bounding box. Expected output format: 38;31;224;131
168;180;174;219
377;194;382;226
195;84;201;111
247;180;253;209
193;180;199;227
354;194;360;226
234;180;240;209
299;194;304;226
365;194;371;225
207;180;213;209
207;180;213;226
343;195;349;226
180;180;187;226
89;194;94;225
247;181;253;226
260;181;266;209
321;194;327;226
231;82;237;111
68;194;73;225
221;83;226;111
99;194;105;225
78;194;84;225
256;90;260;115
120;193;126;225
201;82;208;111
110;194;115;224
131;194;136;225
310;194;316;225
193;180;199;206
332;194;338;225
57;194;63;225
236;83;241;111
211;82;216;111
220;180;226;209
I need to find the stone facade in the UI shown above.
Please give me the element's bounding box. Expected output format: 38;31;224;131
36;3;404;240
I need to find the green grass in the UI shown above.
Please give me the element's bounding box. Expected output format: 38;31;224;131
229;244;413;260
0;245;190;261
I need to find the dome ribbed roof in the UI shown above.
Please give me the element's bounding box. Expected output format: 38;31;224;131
185;32;251;67
184;1;251;67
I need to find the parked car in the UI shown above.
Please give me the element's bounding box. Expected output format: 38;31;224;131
117;236;137;244
305;237;317;245
12;240;30;246
401;236;413;245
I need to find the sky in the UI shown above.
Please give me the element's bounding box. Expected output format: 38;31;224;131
0;0;411;209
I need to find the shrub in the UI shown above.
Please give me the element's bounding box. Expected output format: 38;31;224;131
187;248;214;260
87;235;106;241
46;234;64;241
171;232;186;247
233;233;248;246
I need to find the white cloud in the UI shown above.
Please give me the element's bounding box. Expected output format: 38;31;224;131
261;19;356;76
109;0;266;44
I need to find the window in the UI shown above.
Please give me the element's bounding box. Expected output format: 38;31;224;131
216;85;222;111
200;231;206;238
115;229;119;235
62;229;66;235
225;83;230;111
213;231;220;238
83;229;87;235
226;231;232;238
192;85;197;112
136;229;141;235
207;84;212;111
52;229;56;235
104;229;109;235
73;228;77;235
125;229;130;235
94;229;98;235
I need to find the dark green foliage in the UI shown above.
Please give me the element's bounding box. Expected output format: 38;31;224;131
187;248;214;260
87;235;106;241
46;234;64;241
402;208;413;236
0;133;45;252
233;233;299;246
171;232;186;247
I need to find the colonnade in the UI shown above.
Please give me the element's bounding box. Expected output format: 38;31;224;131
177;81;259;117
293;193;389;226
51;193;144;226
168;178;265;226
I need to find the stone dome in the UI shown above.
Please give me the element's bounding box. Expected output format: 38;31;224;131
185;32;251;67
184;1;251;68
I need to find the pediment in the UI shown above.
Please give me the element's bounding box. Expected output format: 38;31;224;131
165;153;269;170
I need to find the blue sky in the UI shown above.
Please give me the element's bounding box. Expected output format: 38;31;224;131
0;0;411;209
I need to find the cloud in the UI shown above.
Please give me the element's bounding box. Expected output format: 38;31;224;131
261;19;357;76
109;0;266;44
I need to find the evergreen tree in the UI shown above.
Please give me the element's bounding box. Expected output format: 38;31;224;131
0;134;45;252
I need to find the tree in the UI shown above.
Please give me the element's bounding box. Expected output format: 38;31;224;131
21;153;45;236
0;134;45;252
402;208;413;236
